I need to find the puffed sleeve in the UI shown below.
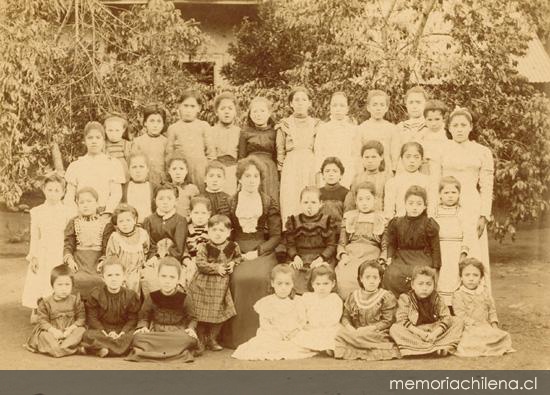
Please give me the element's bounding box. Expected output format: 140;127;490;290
435;295;453;331
121;290;141;333
74;294;86;327
383;177;397;219
137;294;154;329
36;298;53;331
102;222;115;256
336;219;349;259
343;190;356;213
275;124;286;171
195;244;221;275
395;293;414;327
320;215;338;263
257;197;282;256
26;207;40;260
478;144;494;218
63;218;77;264
426;218;441;269
375;290;397;331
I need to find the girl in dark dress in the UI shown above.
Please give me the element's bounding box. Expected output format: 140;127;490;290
202;161;232;217
319;157;349;226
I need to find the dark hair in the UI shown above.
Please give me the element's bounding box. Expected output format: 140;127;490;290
214;92;237;111
354;181;377;200
400;141;424;158
404;185;428;205
190;196;212;212
75;187;99;203
439;175;461;193
366;89;389;106
405;86;428;101
361;140;384;157
41;173;66;191
166;153;190;185
308;265;336;292
50;264;74;286
179;89;203;107
208;214;232;230
448;106;477;141
143;103;167;133
154;182;179;199
299;185;321;201
128;152;150;168
236;157;263;185
206;160;226;176
269;264;296;298
100;256;125;275
411;265;437;283
247;96;275;128
83;121;105;139
459;257;485;278
288;86;310;104
423;99;448;118
158;256;182;277
111;203;139;226
321;156;345;175
357;260;384;289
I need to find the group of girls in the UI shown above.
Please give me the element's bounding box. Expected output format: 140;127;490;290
21;85;513;362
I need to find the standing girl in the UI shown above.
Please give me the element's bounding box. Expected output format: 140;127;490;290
63;187;113;300
188;215;242;351
277;86;320;226
22;174;71;320
390;266;463;357
64;121;125;216
131;103;168;185
24;265;86;358
232;264;312;360
81;257;141;357
121;153;156;224
383;185;441;297
238;96;279;203
104;204;150;294
453;258;514;357
334;260;400;360
336;182;387;299
396;86;428;147
104;113;131;181
166;154;200;219
166;90;214;191
208;92;241;195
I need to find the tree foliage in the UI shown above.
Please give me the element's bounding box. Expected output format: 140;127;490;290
223;0;550;239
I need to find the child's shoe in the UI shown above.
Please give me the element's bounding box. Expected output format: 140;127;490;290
206;339;223;351
97;348;109;358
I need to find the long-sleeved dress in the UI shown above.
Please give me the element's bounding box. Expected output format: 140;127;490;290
277;115;319;227
292;292;343;353
358;119;401;174
278;212;338;294
209;123;241;195
121;181;156;224
383;170;436;219
343;170;388;213
390;291;463;356
452;285;514;357
188;241;243;324
166;119;214;191
231;294;313;360
126;289;198;362
334;288;401;360
181;223;209;286
383;212;441;297
63;215;113;300
82;285;141;355
106;139;131;181
22;202;71;308
238;123;280;203
24;294;86;357
314;117;361;188
440;140;494;290
418;128;448;176
174;183;200;220
105;227;150;294
319;183;349;225
220;192;281;349
336;210;387;299
131;133;167;185
202;190;232;217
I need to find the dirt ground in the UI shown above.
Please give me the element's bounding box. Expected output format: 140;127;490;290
1;211;549;370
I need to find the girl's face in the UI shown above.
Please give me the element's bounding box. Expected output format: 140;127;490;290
158;265;179;295
461;264;482;290
425;110;445;133
155;190;177;213
290;91;310;116
362;148;382;172
239;165;261;193
105;119;125;143
43;181;64;204
330;95;348;120
52;275;73;299
411;274;435;299
356;189;375;213
103;264;124;293
168;160;188;184
77;192;99;216
300;191;321;217
145;114;164;137
361;267;381;292
322;163;342;185
405;194;426;217
205;168;225;192
117;211;137;234
208;223;231;245
129;156;149;183
366;95;388;120
249;101;271;127
216;99;237;125
84;129;105;155
401;147;422;173
178;97;200;122
190;202;211;227
449;115;472;143
271;272;294;299
440;184;460;207
311;274;335;297
405;93;426;119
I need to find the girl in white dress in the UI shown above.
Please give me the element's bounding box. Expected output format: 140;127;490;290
22;174;72;320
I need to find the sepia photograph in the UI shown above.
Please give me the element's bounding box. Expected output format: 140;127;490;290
0;0;549;375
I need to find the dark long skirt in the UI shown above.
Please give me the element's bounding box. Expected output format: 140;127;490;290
81;327;134;356
383;250;435;297
126;330;196;362
220;236;277;349
73;250;103;301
